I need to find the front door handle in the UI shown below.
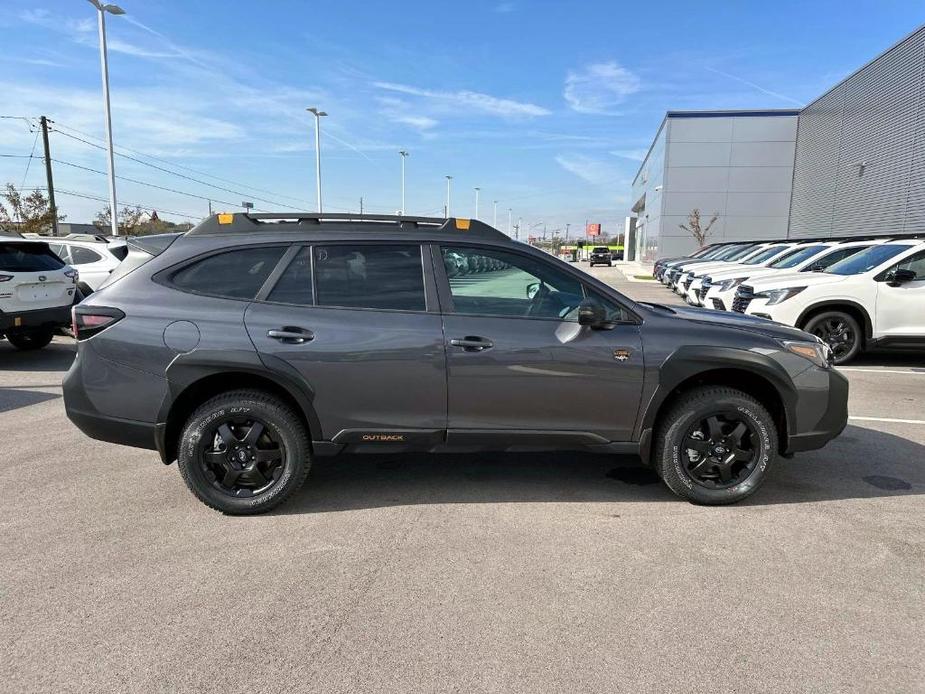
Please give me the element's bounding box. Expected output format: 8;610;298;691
267;327;314;344
450;336;493;352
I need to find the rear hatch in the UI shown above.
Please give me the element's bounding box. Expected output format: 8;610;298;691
0;241;73;311
97;233;182;290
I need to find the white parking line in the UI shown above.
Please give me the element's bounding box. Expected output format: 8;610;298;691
838;368;925;375
849;416;925;425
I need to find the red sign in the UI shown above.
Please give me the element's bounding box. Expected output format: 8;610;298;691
586;223;601;236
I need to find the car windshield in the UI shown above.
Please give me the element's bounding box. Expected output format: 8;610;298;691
743;246;789;265
592;247;609;252
825;244;911;275
721;244;761;261
769;245;828;269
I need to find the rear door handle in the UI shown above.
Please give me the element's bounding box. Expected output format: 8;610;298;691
267;327;314;344
450;336;493;352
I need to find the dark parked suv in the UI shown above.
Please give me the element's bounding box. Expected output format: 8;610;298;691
64;213;849;514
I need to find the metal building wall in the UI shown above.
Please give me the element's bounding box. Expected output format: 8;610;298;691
790;26;925;237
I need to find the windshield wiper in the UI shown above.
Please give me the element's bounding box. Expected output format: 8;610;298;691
640;301;677;314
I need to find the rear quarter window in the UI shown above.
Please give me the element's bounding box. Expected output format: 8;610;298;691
168;246;286;300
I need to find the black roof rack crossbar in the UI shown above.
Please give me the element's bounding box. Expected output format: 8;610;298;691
239;212;446;224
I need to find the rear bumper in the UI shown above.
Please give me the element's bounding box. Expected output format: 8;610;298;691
0;304;71;332
785;368;850;453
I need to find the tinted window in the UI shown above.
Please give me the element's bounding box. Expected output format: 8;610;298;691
592;247;609;253
0;242;66;272
743;245;789;265
720;244;759;261
69;246;104;264
108;245;129;261
314;244;424;311
769;245;828;269
267;247;313;305
442;246;584;320
826;245;909;275
170;246;285;299
885;249;925;278
805;246;867;271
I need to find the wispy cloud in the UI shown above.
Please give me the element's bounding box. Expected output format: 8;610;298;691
564;62;641;115
610;148;648;161
555;154;626;186
374;81;550;118
705;66;803;106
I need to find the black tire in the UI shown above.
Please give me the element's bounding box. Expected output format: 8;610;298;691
802;310;862;365
177;389;310;515
653;386;777;505
6;328;54;351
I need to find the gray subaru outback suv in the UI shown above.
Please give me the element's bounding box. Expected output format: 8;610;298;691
63;213;848;514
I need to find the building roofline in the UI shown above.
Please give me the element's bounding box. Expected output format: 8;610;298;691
803;23;925;110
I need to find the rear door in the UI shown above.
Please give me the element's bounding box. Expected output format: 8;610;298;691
244;243;447;444
436;244;644;443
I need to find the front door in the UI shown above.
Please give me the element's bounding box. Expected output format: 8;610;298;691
876;249;925;339
437;244;644;443
244;244;447;443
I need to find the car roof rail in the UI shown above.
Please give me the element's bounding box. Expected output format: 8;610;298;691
64;232;111;243
185;212;509;239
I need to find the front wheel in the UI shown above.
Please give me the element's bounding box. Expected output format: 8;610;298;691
803;311;862;364
6;328;54;351
653;386;777;505
177;389;310;514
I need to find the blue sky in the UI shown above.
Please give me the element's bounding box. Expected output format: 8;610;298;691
1;1;924;235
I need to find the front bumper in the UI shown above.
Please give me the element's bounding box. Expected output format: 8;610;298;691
785;367;849;453
0;304;72;332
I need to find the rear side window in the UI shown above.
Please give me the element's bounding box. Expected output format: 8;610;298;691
267;247;313;305
108;245;128;261
0;242;65;272
170;246;285;299
69;246;104;265
313;244;424;311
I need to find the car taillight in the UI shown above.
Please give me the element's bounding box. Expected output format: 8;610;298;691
0;274;12;282
71;306;125;340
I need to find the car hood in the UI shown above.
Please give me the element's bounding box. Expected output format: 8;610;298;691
650;303;811;341
744;271;850;291
679;260;747;276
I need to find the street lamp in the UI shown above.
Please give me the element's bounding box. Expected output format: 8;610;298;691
474;187;480;219
445;175;453;217
399;150;409;215
492;200;498;228
307;107;327;212
87;0;125;237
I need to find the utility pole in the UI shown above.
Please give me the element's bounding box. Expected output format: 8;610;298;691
207;199;213;216
565;222;570;240
399;150;408;215
39;116;59;237
360;196;364;215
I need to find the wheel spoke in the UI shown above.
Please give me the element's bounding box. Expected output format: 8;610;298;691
216;423;237;448
733;448;752;463
717;464;733;483
684;437;711;454
728;422;748;446
255;447;282;463
204;451;226;466
245;464;268;487
222;469;242;487
706;416;724;441
689;458;714;475
244;421;265;446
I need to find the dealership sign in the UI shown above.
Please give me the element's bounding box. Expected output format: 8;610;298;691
586;223;601;236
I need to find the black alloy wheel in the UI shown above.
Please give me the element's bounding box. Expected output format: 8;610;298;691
202;417;286;497
804;311;862;364
682;412;759;489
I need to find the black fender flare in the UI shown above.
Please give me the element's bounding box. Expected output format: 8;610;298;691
795;300;873;341
636;345;797;461
155;350;322;463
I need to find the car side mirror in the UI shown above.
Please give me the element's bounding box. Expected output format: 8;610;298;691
888;268;917;286
807;263;824;272
578;299;611;329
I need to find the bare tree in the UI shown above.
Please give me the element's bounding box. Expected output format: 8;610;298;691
678;208;719;246
0;183;65;235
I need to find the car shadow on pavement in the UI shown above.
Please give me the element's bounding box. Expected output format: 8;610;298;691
0;339;75;372
0;387;60;413
275;424;923;514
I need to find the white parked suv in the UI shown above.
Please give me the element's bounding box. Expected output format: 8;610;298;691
47;234;127;293
732;239;925;363
681;243;796;300
0;235;78;350
696;240;883;309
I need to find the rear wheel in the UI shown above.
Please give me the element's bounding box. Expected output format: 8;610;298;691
803;311;862;364
6;328;54;351
177;389;310;515
653;386;777;505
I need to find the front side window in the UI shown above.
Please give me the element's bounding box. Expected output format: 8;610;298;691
313;244;425;311
804;246;866;271
441;246;584;320
884;249;925;279
769;245;827;269
170;246;285;299
722;244;760;261
743;245;789;265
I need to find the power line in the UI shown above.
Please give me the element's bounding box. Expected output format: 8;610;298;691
20;130;40;190
31;185;202;221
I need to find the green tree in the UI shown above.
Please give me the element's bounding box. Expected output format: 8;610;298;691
0;183;65;235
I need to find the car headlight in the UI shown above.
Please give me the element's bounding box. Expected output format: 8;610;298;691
755;286;806;305
716;277;747;292
783;340;831;368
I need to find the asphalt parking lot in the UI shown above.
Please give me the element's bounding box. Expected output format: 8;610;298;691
2;264;923;693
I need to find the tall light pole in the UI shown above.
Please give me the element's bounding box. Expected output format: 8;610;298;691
492;200;498;228
445;175;453;217
566;223;571;240
307;107;327;212
87;0;124;236
474;187;480;219
399;150;408;215
507;208;513;236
